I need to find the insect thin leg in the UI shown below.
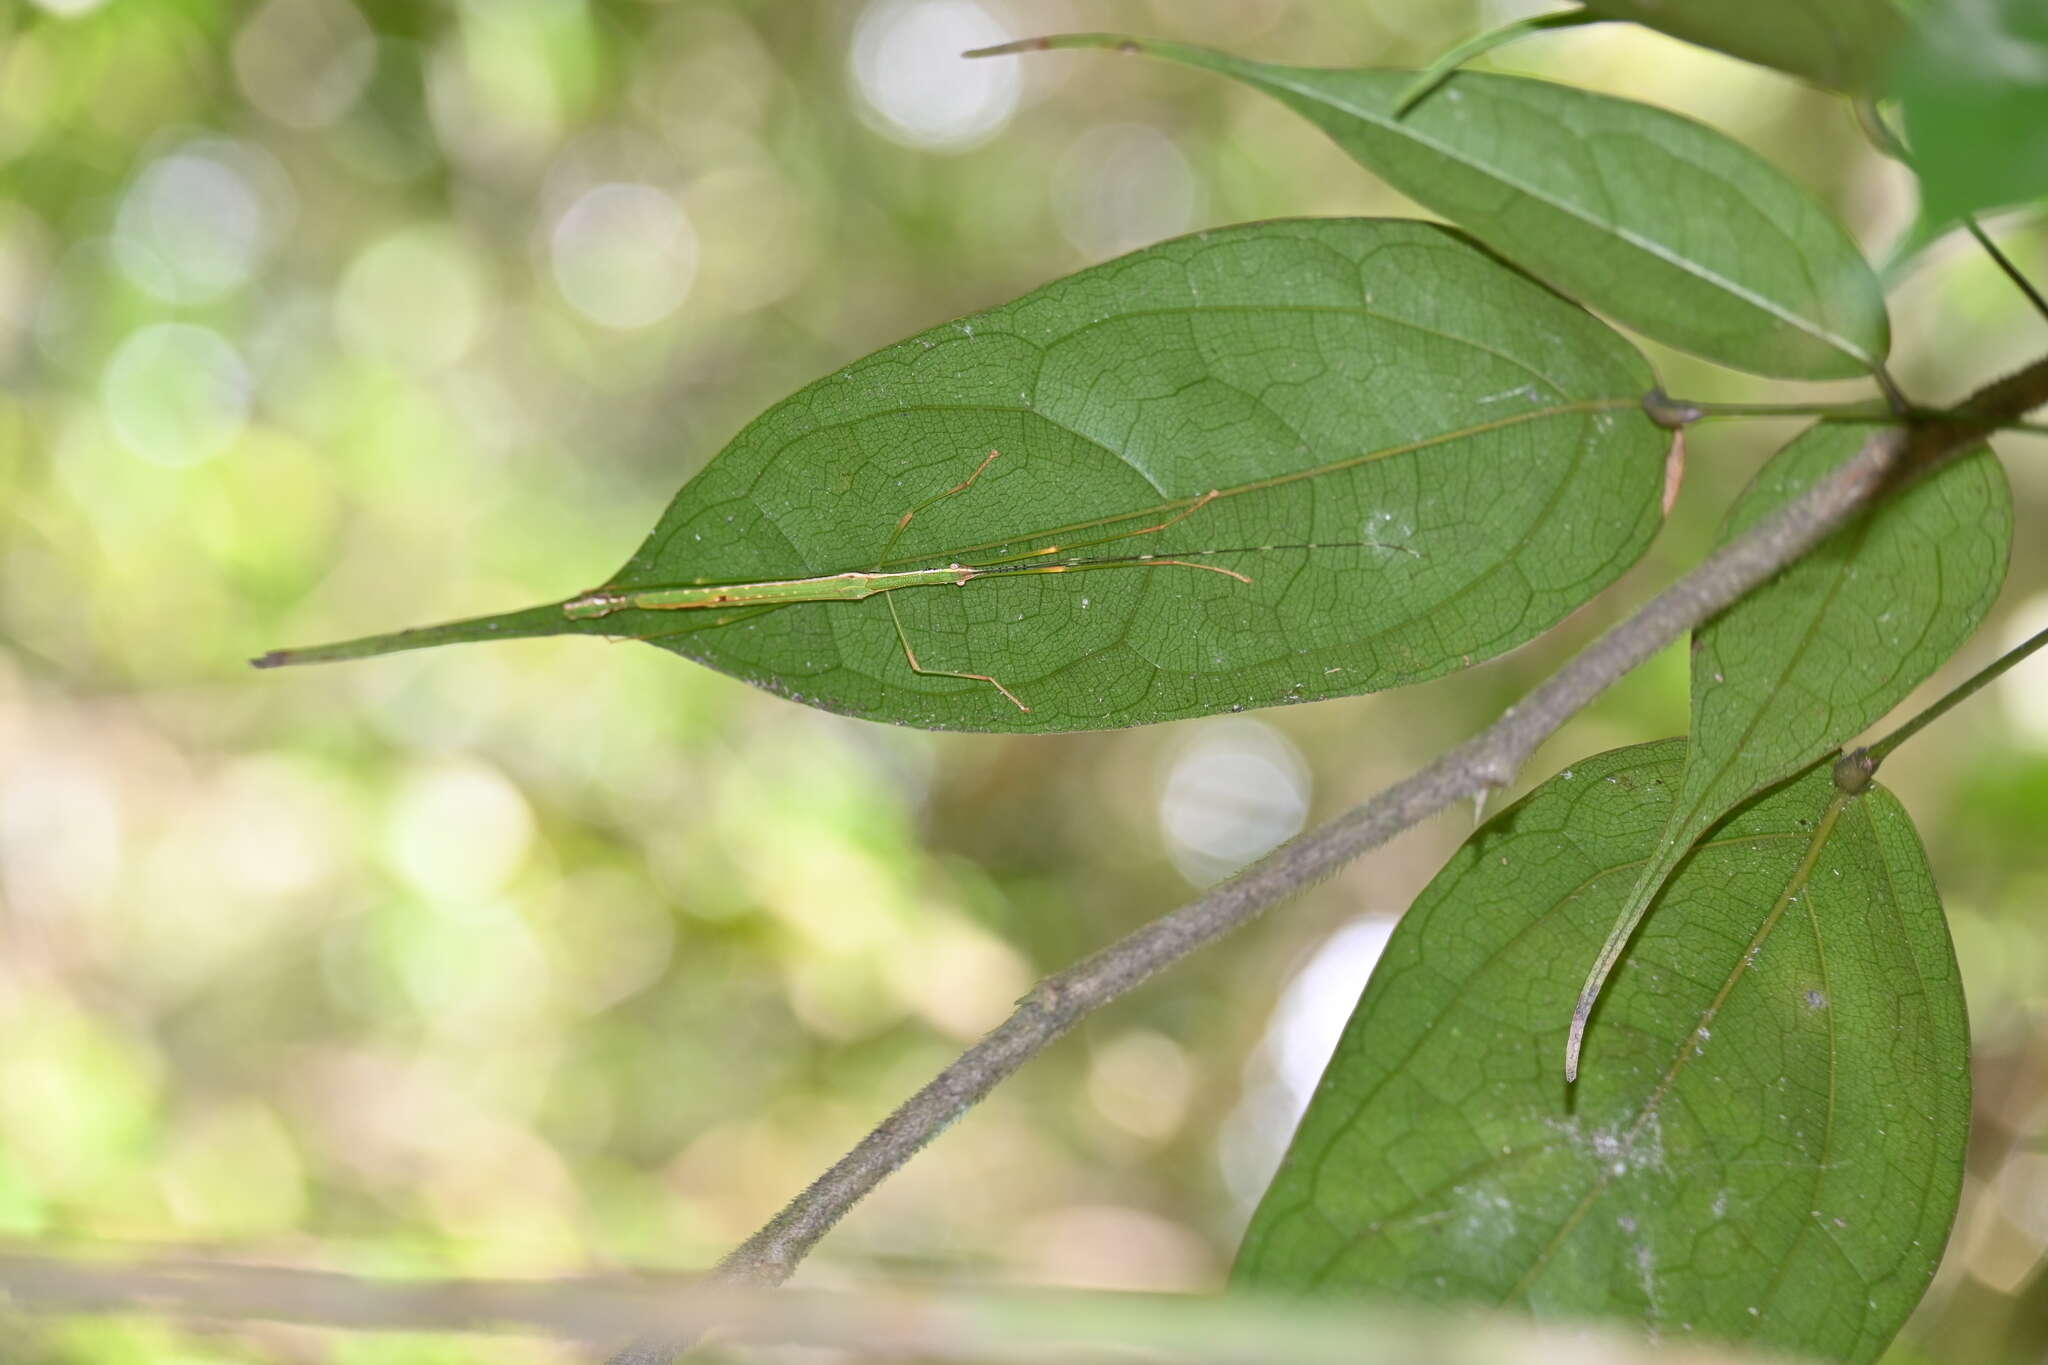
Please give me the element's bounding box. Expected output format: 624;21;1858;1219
1120;488;1223;539
1005;556;1251;584
1144;557;1250;582
885;593;1029;713
874;448;1002;568
977;487;1230;567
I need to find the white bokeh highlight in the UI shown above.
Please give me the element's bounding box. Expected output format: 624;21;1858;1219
1216;916;1397;1211
333;226;491;370
113;143;274;305
1157;719;1310;886
232;0;378;129
549;182;699;330
851;0;1018;151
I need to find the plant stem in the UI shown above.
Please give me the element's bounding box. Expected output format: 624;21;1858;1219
607;348;2048;1365
1865;624;2048;768
1671;398;1901;422
1965;217;2048;326
1659;401;2047;435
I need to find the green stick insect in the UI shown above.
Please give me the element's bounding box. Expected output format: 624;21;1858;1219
253;444;1443;715
556;450;1250;713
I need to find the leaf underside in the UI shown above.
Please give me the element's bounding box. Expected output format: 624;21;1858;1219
1578;0;1914;93
1572;422;2008;1061
1682;423;2008;847
1236;740;1969;1364
1000;38;1889;380
265;219;1667;733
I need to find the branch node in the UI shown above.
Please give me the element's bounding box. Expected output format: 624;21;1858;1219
1023;979;1067;1014
1832;748;1879;796
1641;388;1703;430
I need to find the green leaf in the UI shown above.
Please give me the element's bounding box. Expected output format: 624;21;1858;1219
1578;0;1913;92
1236;740;1968;1363
979;35;1889;380
1895;0;2048;225
1567;422;2008;1075
257;219;1668;733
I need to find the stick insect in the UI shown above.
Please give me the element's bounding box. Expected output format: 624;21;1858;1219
254;445;1427;708
562;450;1250;712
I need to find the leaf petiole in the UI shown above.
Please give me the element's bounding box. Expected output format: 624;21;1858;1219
1964;217;2048;326
1838;622;2048;787
1652;397;2048;435
1649;395;1900;424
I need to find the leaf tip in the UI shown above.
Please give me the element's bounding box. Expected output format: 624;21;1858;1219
962;37;1042;58
962;33;1144;60
249;650;291;669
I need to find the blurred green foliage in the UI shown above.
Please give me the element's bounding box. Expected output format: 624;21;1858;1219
2;1;2048;1362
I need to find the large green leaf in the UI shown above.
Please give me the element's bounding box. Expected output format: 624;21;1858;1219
1578;0;1913;92
980;36;1889;380
1895;0;2048;225
256;219;1667;733
1567;422;2008;1074
1236;740;1968;1363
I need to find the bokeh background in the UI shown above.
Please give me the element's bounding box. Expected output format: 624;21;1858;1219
3;0;2048;1361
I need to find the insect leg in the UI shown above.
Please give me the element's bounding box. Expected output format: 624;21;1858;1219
873;448;1002;568
994;556;1252;584
976;487;1228;567
884;592;1028;713
1112;487;1223;540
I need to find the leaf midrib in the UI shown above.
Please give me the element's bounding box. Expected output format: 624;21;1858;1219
1236;62;1877;370
1651;514;1876;900
1506;789;1854;1302
1276;819;1814;1276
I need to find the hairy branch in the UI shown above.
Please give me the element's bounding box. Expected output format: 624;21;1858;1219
608;352;2048;1365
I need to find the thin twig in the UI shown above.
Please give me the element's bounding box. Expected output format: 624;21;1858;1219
1867;623;2048;767
1965;217;2048;326
608;353;2048;1365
